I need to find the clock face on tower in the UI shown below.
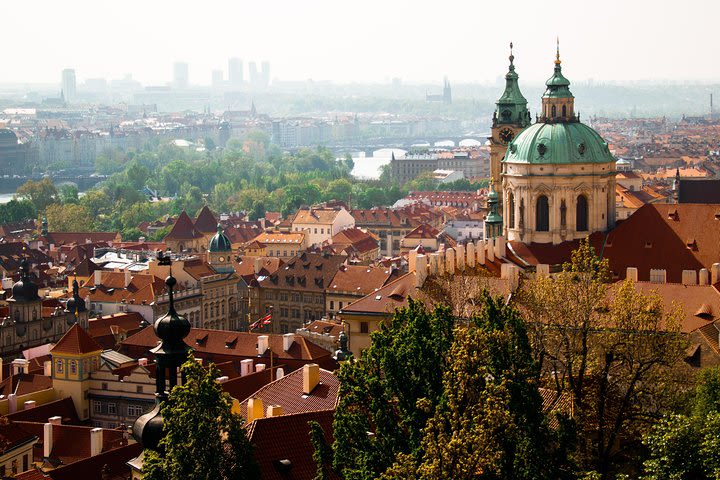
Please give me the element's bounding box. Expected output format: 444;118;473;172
499;128;514;145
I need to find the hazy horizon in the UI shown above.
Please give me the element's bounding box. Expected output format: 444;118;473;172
5;0;718;87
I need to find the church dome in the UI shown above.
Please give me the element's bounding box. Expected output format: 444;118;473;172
11;260;40;303
208;224;232;252
505;122;614;165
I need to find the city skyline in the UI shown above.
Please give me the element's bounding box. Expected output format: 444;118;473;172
3;0;719;86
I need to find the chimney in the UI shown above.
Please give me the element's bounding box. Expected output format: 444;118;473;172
12;359;29;375
49;416;62;425
494;236;506;259
266;405;284;417
44;360;52;377
90;427;103;457
124;270;132;288
247;397;264;422
445;248;455;275
712;263;720;285
626;267;639;282
682;270;697;286
700;268;710;286
24;400;36;410
94;270;102;285
415;254;427;288
256;364;266;372
195;358;203;365
282;333;294;352
240;359;253;376
216;376;229;383
408;249;418;273
466;242;476;268
303;363;320;395
138;358;148;366
455;244;465;272
536;264;550;276
43;422;53;458
8;394;16;414
477;240;486;265
650;269;667;284
257;335;269;355
254;257;263;275
276;367;285;379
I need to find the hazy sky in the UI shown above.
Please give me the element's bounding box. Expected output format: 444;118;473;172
6;0;719;86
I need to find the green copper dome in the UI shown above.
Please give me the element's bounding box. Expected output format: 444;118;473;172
208;224;232;252
505;122;614;165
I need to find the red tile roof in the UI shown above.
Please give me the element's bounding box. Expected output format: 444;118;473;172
164;210;204;240
51;324;103;355
603;204;720;282
0;373;53;397
221;368;275;402
248;409;338;480
6;397;80;425
194;205;218;234
328;265;396;296
240;367;339;415
120;327;335;368
45;232;120;246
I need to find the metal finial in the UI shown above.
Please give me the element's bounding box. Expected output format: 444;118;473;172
509;41;514;65
555;37;561;65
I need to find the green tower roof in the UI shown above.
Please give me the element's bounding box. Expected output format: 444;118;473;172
208;224;232;252
543;40;573;98
494;43;530;127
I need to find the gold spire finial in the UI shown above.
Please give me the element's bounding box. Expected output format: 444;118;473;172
555;37;561;65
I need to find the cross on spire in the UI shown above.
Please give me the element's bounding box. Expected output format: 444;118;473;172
555;37;561;65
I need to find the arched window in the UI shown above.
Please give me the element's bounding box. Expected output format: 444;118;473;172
562;105;567;117
551;105;556;117
508;192;515;228
576;195;589;232
536;196;549;232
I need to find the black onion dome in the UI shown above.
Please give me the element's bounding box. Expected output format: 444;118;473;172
65;279;86;314
133;403;165;452
11;259;40;303
151;275;191;356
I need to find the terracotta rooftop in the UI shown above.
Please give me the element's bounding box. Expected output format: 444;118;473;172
259;252;346;292
193;205;218;234
0;373;52;397
164;210;204;240
603;203;720;282
77;272;166;305
328;265;396;296
404;223;440;239
221;368;276;402
293;208;344;225
45;232;119;247
120;327;335;367
240;367;339;416
248;409;338;480
252;231;306;245
51;324;103;356
87;312;145;350
301;320;344;338
6;397;80;425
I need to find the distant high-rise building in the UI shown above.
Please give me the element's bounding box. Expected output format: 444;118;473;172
61;69;76;104
228;57;243;85
261;61;270;87
249;61;270;88
212;69;224;88
249;62;258;85
173;62;189;89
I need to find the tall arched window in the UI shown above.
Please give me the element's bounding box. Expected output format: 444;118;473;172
536;196;549;232
576;195;589;231
562;105;567;117
508;192;515;228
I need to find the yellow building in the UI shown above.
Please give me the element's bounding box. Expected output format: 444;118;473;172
50;324;103;420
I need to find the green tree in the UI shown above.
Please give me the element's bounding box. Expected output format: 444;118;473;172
16;178;58;212
309;421;334;480
80;189;113;217
143;355;259;480
126;162;150;190
324;178;353;204
332;299;455;479
519;239;686;476
58;183;79;204
0;199;36;224
44;203;94;232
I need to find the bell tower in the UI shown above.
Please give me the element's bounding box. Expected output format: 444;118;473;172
490;42;530;194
